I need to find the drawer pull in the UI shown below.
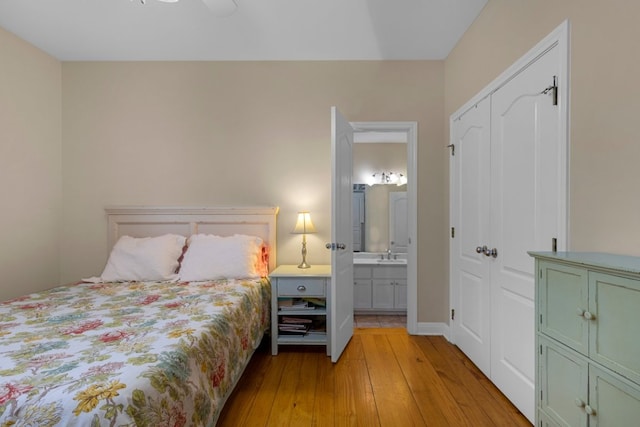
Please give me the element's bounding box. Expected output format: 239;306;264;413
576;308;595;320
297;285;306;292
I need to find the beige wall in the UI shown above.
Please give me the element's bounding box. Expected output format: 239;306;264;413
445;0;640;319
0;27;62;301
10;0;633;325
60;61;446;322
353;142;407;184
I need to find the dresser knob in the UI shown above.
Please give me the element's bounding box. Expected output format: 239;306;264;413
583;311;595;320
574;398;585;408
297;285;306;292
576;308;585;316
585;405;596;416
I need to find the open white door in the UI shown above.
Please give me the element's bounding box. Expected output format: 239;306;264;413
328;106;354;363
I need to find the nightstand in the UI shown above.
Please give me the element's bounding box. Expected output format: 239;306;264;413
270;264;331;356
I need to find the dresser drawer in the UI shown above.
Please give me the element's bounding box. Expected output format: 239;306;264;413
276;278;326;297
538;261;589;356
589;272;640;385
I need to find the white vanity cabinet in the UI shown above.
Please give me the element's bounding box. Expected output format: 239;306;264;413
530;252;640;427
353;263;406;313
354;265;373;310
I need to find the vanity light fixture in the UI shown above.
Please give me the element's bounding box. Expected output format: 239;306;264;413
291;211;317;269
367;172;407;186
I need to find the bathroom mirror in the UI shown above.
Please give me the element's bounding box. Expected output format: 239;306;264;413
353;141;407;253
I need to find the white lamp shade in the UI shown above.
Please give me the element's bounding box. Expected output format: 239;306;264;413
292;212;316;234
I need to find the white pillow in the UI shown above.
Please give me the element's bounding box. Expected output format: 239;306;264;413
179;234;264;281
97;234;186;282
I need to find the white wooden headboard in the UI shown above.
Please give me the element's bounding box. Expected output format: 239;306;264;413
105;206;279;272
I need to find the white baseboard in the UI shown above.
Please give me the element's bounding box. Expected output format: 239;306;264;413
414;322;450;341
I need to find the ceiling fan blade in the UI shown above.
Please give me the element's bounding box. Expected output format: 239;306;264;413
201;0;237;17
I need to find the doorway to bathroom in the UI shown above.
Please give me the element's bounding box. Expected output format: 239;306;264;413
349;122;417;332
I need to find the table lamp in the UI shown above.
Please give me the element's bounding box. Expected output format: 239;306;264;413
292;211;316;269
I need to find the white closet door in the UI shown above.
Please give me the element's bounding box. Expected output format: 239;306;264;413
450;24;568;421
450;97;492;377
489;45;561;422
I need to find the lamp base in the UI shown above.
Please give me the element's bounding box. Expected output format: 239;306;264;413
297;261;311;269
298;235;311;268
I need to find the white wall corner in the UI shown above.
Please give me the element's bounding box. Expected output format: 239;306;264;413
415;322;450;340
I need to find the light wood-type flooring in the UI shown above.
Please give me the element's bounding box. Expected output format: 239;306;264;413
217;328;531;426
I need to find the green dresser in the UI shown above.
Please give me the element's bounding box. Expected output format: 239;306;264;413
530;252;640;426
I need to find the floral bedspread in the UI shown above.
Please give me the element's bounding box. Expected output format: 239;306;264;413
0;278;270;426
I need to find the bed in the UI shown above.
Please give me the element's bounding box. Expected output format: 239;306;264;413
0;206;278;426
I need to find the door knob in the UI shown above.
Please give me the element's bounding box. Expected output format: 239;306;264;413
476;245;497;258
326;243;347;250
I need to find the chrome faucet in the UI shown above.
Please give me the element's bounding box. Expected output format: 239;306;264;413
387;248;392;259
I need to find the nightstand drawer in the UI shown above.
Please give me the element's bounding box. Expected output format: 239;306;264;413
277;278;326;297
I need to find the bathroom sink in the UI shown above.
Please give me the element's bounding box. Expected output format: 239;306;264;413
376;258;407;264
354;252;407;265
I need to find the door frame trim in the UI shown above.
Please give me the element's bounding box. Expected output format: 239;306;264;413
350;121;418;334
448;19;570;344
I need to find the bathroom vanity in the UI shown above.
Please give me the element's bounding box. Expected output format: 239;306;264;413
353;252;407;313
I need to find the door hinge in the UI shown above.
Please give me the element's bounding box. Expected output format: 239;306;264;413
447;144;455;156
552;237;557;252
541;75;558;106
451;227;455;238
451;309;455;320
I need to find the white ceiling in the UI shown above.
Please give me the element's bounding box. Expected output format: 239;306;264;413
0;0;487;61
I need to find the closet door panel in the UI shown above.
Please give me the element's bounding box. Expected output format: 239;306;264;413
489;44;561;422
450;96;492;377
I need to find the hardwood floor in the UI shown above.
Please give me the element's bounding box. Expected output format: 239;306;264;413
217;328;531;426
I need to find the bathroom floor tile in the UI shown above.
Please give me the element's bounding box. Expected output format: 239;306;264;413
354;314;407;328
